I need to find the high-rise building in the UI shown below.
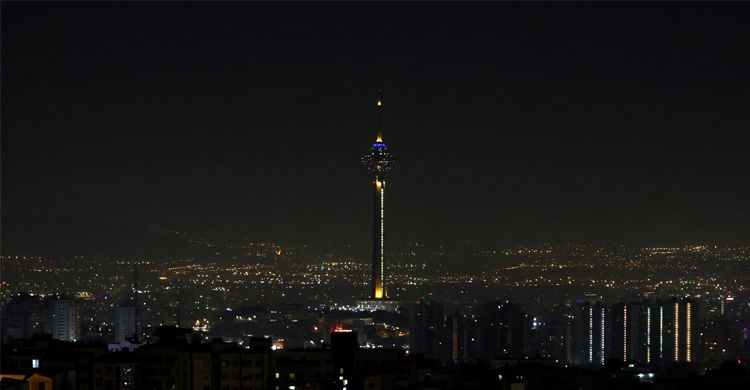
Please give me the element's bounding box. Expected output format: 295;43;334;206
478;301;527;363
670;297;698;363
626;298;698;365
411;301;445;360
446;311;468;365
2;293;82;343
609;302;628;362
529;324;573;365
626;300;652;364
116;304;140;343
702;314;740;363
358;89;396;313
573;301;606;366
47;294;80;342
570;298;699;367
1;292;46;343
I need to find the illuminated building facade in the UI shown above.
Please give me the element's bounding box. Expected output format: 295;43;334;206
672;297;698;362
48;294;80;342
573;298;699;366
361;90;395;302
1;293;81;343
573;301;606;366
609;302;628;362
636;298;698;364
116;304;140;343
627;300;652;364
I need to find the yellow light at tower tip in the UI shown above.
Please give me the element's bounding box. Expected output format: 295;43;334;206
377;100;381;106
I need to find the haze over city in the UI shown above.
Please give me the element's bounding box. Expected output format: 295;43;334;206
3;2;749;255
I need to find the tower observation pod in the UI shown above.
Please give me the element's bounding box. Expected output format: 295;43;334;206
358;88;398;312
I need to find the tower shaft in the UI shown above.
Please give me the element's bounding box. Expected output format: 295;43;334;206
372;173;386;299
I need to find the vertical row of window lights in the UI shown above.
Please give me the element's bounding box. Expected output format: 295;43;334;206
623;306;627;361
588;307;593;363
686;303;691;362
374;180;384;299
380;183;385;297
659;307;664;360
339;367;347;390
674;304;679;362
452;317;458;362
646;307;651;364
600;308;605;365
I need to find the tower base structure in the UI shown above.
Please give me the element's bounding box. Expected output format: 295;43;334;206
356;298;400;313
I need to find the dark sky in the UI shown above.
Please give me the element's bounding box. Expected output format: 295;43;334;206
2;2;749;251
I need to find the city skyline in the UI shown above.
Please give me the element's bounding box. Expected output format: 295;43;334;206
3;4;750;384
3;2;750;259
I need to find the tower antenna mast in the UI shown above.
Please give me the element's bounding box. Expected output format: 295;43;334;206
377;85;383;142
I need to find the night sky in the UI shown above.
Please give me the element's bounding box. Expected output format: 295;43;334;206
2;2;749;253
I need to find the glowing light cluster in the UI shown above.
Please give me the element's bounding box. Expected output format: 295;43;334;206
362;142;394;173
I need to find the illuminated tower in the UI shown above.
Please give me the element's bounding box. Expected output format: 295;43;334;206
362;88;394;300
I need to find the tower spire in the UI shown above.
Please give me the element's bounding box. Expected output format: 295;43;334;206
377;85;383;142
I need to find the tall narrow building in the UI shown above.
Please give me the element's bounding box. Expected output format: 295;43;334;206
446;311;468;366
411;300;445;360
573;301;606;366
359;88;395;311
116;304;140;343
357;91;399;311
478;301;527;363
47;294;80;342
